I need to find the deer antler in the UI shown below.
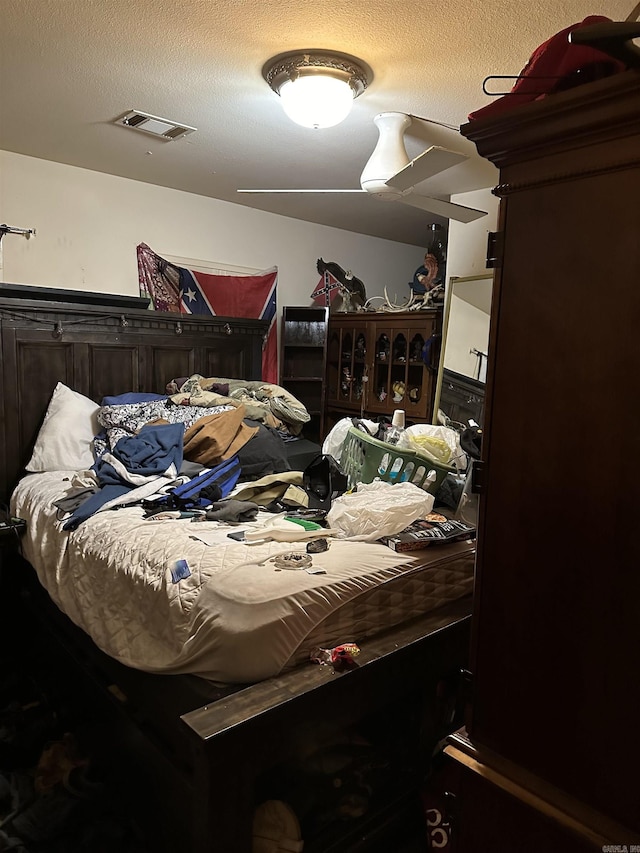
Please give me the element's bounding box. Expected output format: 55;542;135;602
382;287;416;312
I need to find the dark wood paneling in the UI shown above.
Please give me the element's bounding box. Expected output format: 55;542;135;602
203;339;253;378
89;345;140;399
148;345;197;392
14;337;75;465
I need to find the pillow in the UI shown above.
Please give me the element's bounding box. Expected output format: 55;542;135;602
26;382;100;473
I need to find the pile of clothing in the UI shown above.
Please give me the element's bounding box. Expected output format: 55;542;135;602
57;395;297;531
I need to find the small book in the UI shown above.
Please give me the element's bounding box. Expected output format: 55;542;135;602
381;517;476;552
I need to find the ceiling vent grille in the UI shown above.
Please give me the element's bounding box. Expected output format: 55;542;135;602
115;110;197;141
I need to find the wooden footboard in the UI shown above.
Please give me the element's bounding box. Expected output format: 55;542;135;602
184;598;472;852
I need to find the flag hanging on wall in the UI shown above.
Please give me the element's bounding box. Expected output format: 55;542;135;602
310;269;342;306
137;243;278;383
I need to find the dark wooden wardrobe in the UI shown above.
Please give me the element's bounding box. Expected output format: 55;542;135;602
443;70;640;848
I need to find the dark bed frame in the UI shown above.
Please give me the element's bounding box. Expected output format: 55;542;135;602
0;286;472;853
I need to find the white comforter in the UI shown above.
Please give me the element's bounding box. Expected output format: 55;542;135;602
12;472;416;683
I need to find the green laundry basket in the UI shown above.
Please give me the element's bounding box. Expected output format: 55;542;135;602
339;426;454;495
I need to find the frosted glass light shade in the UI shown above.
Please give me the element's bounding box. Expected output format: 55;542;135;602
263;51;372;131
279;75;355;129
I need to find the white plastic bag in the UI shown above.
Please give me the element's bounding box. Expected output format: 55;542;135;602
322;417;378;462
327;480;434;542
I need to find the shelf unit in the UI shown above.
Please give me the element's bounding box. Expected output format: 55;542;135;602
325;309;441;431
279;305;329;443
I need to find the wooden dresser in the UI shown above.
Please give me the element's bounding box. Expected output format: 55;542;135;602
440;70;640;848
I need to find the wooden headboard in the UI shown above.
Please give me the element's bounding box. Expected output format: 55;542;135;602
0;284;268;504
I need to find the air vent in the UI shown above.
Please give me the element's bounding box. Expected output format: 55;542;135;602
115;110;197;141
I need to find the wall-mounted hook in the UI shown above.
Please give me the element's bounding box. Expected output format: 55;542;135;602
224;323;232;335
120;315;129;328
175;321;183;336
52;322;63;339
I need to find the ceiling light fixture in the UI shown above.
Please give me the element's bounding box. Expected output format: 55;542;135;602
263;50;372;129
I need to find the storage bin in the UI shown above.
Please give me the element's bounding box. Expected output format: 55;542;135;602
339;426;455;495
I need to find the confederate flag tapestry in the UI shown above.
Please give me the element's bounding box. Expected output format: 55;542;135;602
137;243;278;383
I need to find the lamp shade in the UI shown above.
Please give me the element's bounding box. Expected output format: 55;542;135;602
279;75;355;129
263;50;372;130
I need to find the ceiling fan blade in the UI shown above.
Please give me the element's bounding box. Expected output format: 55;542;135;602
400;193;487;223
386;146;469;192
237;189;366;194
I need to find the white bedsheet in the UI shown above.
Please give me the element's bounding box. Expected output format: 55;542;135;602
11;472;427;684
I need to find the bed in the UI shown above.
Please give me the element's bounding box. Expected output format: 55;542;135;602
0;284;474;853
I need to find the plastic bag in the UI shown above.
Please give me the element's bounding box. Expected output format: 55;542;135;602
322;417;378;461
398;424;467;471
326;480;435;542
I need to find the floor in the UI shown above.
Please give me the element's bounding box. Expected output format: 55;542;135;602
0;595;151;853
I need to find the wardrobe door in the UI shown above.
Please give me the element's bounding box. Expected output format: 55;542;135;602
464;74;640;832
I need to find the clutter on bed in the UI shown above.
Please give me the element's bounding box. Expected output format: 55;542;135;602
7;375;475;684
6;371;477;685
165;374;310;435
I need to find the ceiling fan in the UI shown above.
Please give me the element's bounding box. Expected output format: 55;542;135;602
238;112;488;224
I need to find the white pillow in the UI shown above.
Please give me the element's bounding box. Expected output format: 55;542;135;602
26;382;100;473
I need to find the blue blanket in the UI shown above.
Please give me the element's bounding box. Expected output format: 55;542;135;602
64;423;184;530
96;423;184;485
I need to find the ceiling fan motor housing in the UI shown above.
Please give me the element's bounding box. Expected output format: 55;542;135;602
360;112;412;198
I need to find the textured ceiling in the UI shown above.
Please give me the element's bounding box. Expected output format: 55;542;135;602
1;0;635;246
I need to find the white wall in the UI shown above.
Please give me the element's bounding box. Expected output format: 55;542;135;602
442;187;499;376
447;187;499;279
0;150;426;309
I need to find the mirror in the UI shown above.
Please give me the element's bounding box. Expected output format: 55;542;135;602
432;273;493;428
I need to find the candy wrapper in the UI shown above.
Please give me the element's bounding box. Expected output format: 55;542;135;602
311;643;360;670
